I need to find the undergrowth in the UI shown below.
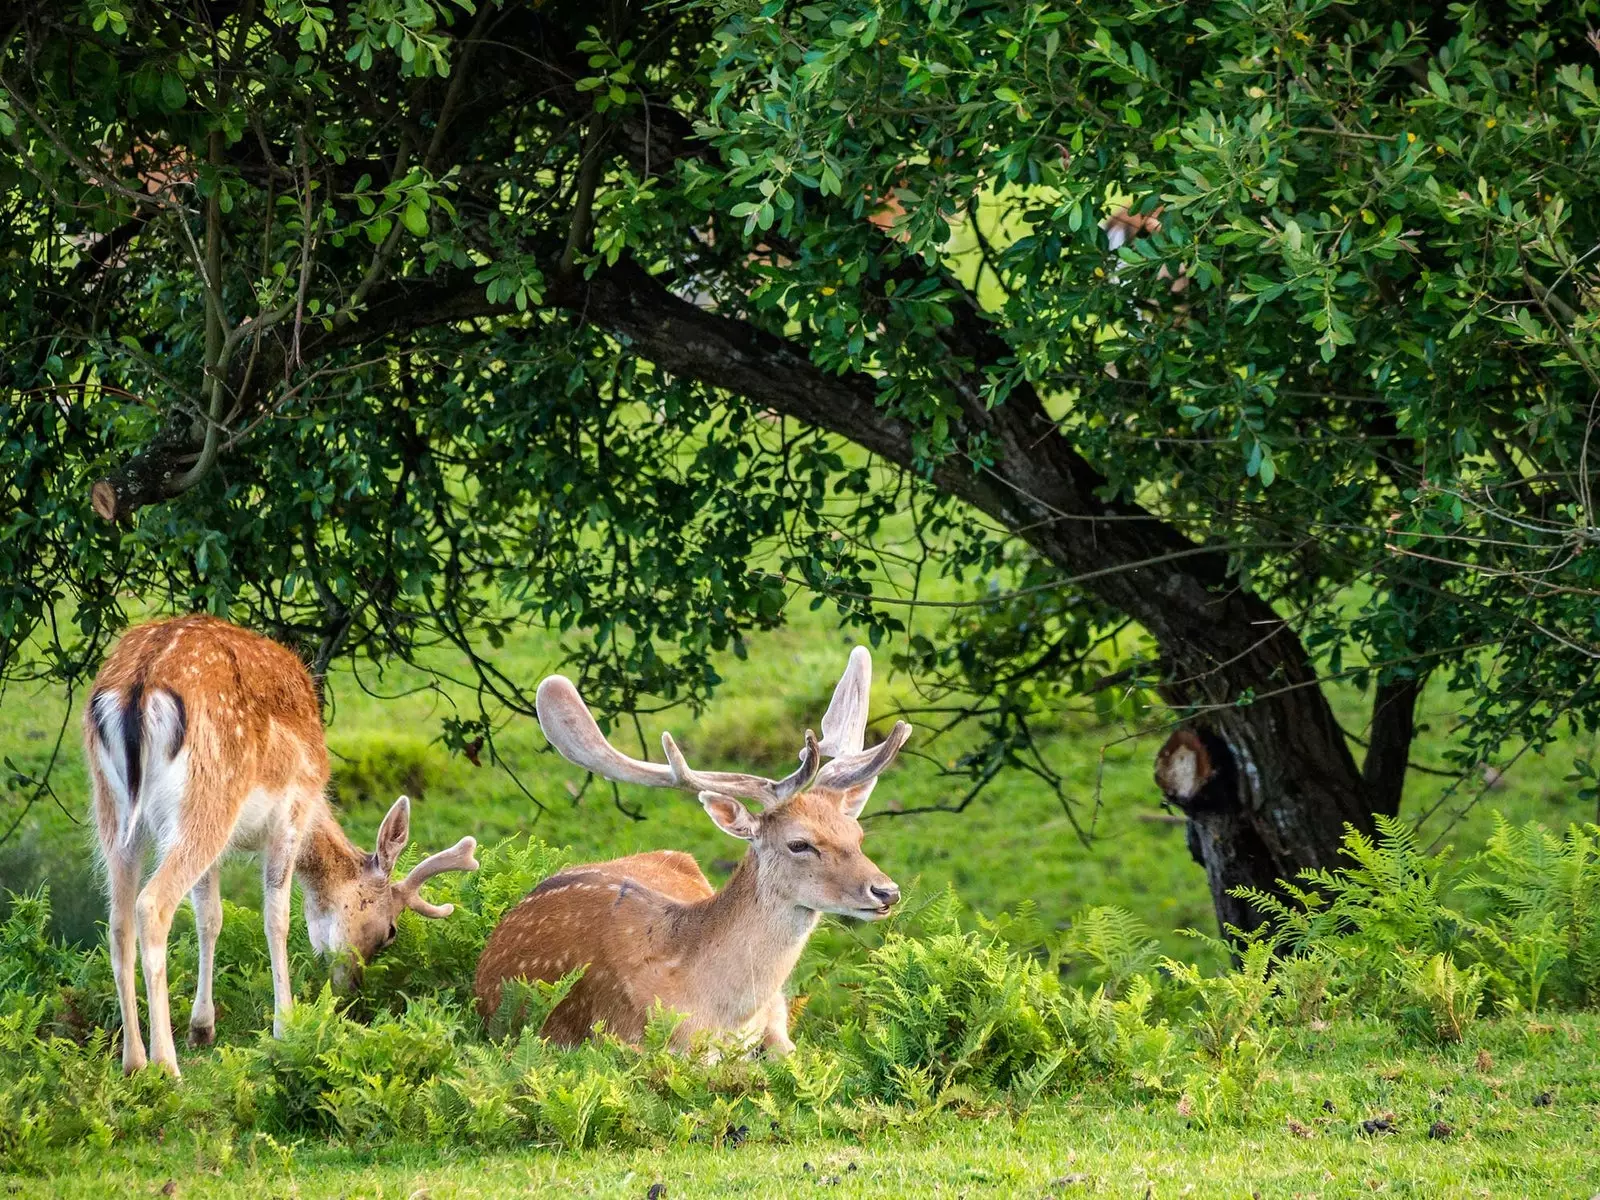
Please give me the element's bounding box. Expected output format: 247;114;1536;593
3;813;1598;1173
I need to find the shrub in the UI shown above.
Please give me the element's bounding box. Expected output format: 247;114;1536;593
1459;817;1600;1012
838;898;1074;1103
1059;905;1161;997
0;991;182;1172
1390;951;1488;1044
251;988;466;1141
1165;942;1281;1124
1233;815;1496;1031
1059;974;1180;1095
327;732;448;806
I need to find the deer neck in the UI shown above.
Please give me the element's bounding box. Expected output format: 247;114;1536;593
678;852;819;1007
295;806;365;904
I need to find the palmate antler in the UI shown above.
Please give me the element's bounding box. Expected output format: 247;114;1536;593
396;835;480;918
534;647;911;806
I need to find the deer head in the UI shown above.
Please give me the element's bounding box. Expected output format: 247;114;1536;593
535;647;910;918
303;794;479;980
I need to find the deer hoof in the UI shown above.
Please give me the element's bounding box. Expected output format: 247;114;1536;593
146;1056;181;1079
187;1023;215;1048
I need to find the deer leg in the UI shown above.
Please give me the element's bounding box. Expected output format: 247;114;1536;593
760;992;795;1057
106;844;148;1074
136;829;229;1077
262;819;303;1038
93;780;147;1075
187;866;223;1047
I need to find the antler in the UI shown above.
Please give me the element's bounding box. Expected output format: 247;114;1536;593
536;649;910;807
815;720;912;792
817;645;872;757
536;676;677;787
536;675;822;805
812;646;911;799
397;836;480;919
663;728;822;803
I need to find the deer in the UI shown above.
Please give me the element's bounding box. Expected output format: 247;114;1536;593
84;614;479;1076
474;646;910;1054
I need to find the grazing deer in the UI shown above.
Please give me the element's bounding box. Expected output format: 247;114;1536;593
474;647;910;1054
85;615;478;1076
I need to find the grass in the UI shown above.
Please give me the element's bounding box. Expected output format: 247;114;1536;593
7;1017;1599;1198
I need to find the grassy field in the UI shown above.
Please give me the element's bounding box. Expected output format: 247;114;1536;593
9;1017;1599;1198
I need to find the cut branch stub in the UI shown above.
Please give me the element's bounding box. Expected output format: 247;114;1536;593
1154;728;1218;808
90;436;193;523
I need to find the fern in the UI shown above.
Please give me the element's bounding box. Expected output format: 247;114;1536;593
1459;817;1600;1009
841;925;1071;1103
485;966;586;1042
1228;815;1475;1023
1390;951;1487;1043
1061;906;1161;996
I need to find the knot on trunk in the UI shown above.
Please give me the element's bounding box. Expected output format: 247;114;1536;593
1154;726;1237;814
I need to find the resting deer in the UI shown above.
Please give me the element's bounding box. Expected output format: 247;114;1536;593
474;647;910;1053
85;615;478;1076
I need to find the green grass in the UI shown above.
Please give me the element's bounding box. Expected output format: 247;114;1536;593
7;1017;1598;1198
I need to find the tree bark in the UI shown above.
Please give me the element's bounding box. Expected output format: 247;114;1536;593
1363;676;1421;819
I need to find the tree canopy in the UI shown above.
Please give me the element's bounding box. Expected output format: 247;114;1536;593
4;0;1600;927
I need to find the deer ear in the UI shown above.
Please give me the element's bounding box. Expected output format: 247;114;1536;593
699;791;759;840
375;795;412;873
837;786;874;821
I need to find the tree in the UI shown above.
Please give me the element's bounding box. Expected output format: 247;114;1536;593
3;0;1599;932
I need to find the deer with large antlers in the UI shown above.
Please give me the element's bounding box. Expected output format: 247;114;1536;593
85;615;478;1076
474;647;910;1053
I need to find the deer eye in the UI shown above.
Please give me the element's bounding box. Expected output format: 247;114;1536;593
786;839;818;856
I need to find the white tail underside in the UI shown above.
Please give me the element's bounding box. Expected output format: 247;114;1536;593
92;688;188;852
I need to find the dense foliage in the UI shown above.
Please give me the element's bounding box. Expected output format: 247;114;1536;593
5;0;1600;919
3;814;1599;1171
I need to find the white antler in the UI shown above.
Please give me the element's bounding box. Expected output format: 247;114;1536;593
537;675;822;805
812;647;911;800
536;676;677;787
662;728;822;803
815;720;912;792
536;649;910;807
397;836;480;919
818;645;872;757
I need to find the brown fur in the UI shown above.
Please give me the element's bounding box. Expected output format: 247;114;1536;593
86;616;474;1077
475;788;897;1052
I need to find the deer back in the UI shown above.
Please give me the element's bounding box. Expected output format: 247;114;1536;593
475;850;715;1043
86;615;328;850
